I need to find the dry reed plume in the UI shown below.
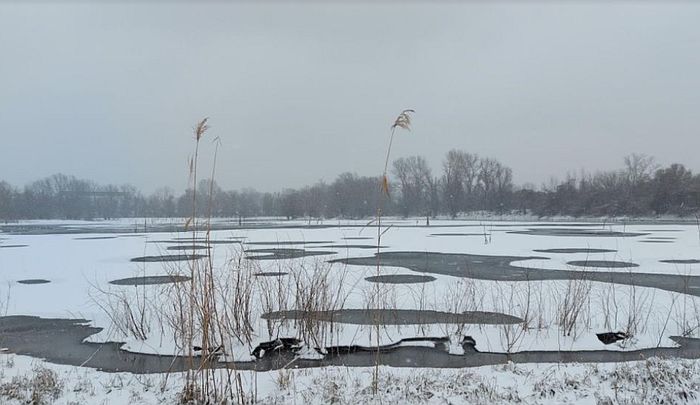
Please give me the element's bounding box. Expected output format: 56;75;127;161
373;109;414;393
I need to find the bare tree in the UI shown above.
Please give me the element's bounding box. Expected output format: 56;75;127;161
392;156;433;219
477;158;513;212
624;153;657;187
442;149;467;217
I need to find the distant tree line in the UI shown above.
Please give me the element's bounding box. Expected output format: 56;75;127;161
1;152;699;221
522;154;700;217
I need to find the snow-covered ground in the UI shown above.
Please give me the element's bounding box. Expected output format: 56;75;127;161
1;353;699;404
1;218;700;403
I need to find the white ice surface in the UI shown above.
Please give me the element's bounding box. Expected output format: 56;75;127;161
1;218;700;402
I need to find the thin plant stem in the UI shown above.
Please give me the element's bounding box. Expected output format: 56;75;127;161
372;110;413;394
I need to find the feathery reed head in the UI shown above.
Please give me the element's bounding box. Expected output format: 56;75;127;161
194;117;210;141
391;109;415;131
381;175;390;196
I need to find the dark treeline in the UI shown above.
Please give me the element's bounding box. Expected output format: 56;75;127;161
1;152;699;220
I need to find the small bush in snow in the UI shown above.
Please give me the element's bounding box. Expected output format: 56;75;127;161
0;366;63;404
597;358;700;404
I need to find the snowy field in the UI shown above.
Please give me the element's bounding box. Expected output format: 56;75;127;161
1;218;700;404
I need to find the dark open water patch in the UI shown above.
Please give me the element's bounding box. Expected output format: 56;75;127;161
509;228;648;238
175;237;245;243
319;244;387;249
297;335;700;370
262;309;523;325
640;240;674;244
74;236;117;240
147;239;242;245
246;241;334;246
245;248;336;260
494;223;606;228
0;316;196;373
166;245;211;251
661;259;700;264
534;248;617;254
109;275;191;286
364;275;436;284
429;233;488;237
130;254;206;262
170;236;207;241
3;315;700;374
0;244;29;248
567;260;639;269
17;279;50;285
254;272;289;277
332;251;700;297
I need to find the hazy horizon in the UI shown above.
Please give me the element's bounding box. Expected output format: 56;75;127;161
2;2;700;193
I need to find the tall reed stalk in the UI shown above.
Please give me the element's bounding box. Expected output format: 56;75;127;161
372;109;414;393
184;118;209;394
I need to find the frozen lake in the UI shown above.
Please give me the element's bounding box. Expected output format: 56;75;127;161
2;218;700;365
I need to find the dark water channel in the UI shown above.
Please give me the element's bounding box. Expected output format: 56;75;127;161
332;252;700;297
1;316;699;374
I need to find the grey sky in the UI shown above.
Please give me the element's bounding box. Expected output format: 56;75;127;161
1;2;699;192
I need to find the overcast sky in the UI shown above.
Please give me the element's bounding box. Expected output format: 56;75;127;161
1;2;699;192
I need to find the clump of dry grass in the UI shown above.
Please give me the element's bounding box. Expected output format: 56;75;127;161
440;278;483;337
488;281;530;353
179;118;255;403
0;365;63;404
289;259;350;349
257;261;292;338
272;367;522;404
90;285;152;341
557;275;592;338
159;250;260;403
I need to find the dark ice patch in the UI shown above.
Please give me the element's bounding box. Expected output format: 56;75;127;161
567;260;639;269
109;275;191;286
245;248;335;260
364;275;436;284
534;248;617;254
130;254;206;262
17;279;50;285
